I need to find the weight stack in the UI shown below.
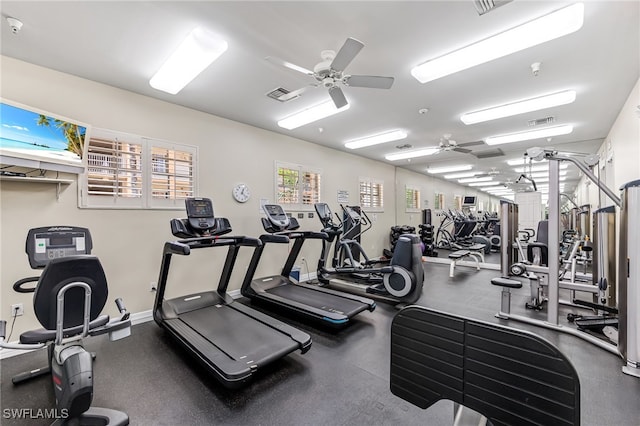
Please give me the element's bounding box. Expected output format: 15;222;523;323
390;225;415;252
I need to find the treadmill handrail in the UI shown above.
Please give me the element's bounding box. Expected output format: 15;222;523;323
169;235;262;252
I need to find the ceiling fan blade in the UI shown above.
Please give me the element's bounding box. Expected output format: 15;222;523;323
453;147;472;154
458;140;485;147
330;37;364;72
345;75;394;89
265;56;314;76
329;86;348;109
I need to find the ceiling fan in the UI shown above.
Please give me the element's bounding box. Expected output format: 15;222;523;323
265;37;394;109
432;134;483;154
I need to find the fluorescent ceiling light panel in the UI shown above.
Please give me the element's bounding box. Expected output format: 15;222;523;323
506;158;548;166
385;147;440;161
461;90;576;124
513;163;569;173
278;100;350;130
426;164;473;174
468;181;502;187
530;170;567;178
345;130;407;149
485;124;573;146
444;171;478;179
150;28;228;95
411;3;584;83
458;176;493;183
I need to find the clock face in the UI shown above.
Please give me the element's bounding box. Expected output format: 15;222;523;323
232;183;251;203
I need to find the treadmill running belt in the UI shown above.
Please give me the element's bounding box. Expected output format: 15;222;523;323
179;306;299;362
267;284;365;316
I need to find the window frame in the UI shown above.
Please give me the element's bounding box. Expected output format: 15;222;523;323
80;128;198;210
359;177;384;212
405;185;421;212
274;161;322;211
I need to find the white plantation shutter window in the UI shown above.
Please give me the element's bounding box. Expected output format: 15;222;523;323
359;177;384;211
405;186;420;212
275;161;321;209
149;142;196;208
81;128;197;209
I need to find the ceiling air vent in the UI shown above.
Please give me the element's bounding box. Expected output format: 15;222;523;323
473;148;504;159
473;0;513;15
266;87;297;102
528;116;555;127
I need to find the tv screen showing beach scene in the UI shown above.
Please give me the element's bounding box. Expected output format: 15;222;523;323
0;100;88;168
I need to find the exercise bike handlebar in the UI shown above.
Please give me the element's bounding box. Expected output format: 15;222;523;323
0;319;47;350
13;276;39;293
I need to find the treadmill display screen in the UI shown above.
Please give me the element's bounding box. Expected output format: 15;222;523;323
265;205;285;218
186;198;214;218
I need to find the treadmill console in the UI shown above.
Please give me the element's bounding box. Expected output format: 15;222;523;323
25;226;93;269
185;198;216;231
171;198;232;238
262;204;299;233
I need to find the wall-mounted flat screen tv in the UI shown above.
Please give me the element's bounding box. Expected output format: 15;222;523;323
462;195;477;207
0;99;89;172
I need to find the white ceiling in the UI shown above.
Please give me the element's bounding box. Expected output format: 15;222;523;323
1;1;638;194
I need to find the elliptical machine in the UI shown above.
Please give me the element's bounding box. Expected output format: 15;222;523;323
314;203;424;306
0;226;131;425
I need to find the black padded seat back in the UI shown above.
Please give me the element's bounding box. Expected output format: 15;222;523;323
391;306;580;426
536;220;549;245
391;234;424;289
33;256;108;331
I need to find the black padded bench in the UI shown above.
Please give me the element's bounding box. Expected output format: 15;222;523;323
448;249;484;277
491;277;523;318
390;306;580;426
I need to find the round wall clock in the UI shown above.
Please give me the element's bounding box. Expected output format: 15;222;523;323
232;183;251;203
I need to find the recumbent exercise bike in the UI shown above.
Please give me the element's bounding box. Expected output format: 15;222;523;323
0;226;131;425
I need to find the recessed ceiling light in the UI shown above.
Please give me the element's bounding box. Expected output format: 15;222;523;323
426;164;473;174
411;3;584;83
485;124;573;145
461;90;576;124
345;130;407;149
150;28;228;95
385;147;440;161
278;100;350;130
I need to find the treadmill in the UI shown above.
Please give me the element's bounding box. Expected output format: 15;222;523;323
153;198;311;389
241;204;376;328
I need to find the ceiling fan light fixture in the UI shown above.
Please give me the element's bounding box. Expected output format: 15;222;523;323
461;90;576;124
278;100;350;130
345;129;407;149
385;147;440;161
458;176;494;183
485;124;573;145
426;164;473;174
150;28;228;95
411;3;584;84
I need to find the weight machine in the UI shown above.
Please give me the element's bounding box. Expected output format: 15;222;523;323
491;147;639;378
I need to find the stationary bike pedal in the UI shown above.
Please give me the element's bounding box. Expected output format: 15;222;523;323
525;302;544;311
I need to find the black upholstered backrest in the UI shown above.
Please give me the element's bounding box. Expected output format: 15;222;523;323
33;256;108;331
537;220;549;244
390;306;580;426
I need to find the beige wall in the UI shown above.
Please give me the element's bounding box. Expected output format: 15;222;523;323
1;56;488;337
